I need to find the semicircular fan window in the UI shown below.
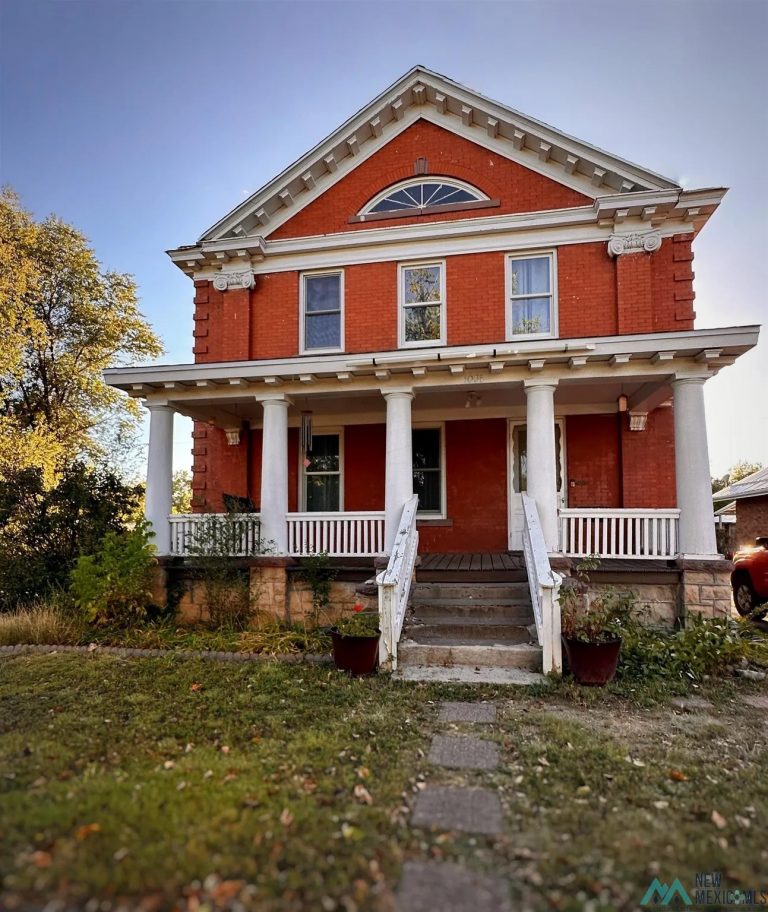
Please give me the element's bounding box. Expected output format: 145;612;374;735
366;179;485;214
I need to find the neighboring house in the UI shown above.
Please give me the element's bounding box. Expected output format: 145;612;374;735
105;67;759;671
714;467;768;556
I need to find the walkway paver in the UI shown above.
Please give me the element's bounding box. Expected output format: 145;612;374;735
396;860;512;912
428;734;499;770
439;701;496;723
412;785;503;835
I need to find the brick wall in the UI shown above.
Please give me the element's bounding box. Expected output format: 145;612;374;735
619;406;676;508
735;495;768;548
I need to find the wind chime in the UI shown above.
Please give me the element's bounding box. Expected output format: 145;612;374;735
301;410;313;468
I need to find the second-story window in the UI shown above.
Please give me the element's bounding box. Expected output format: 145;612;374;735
301;271;343;354
399;261;446;348
506;252;556;339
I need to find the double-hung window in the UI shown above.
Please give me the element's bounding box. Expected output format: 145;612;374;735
399;261;446;347
302;433;342;511
506;252;556;339
412;427;444;516
301;271;343;353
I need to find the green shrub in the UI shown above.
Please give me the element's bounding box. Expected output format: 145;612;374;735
0;600;85;645
185;513;267;630
0;462;143;610
297;552;336;627
70;522;156;626
616;613;767;682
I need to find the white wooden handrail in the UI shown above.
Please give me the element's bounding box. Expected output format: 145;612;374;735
559;508;680;559
376;495;420;670
521;494;562;674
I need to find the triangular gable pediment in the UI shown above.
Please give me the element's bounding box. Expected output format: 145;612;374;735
199;66;680;244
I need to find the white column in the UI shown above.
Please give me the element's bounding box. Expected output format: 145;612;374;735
144;403;174;555
383;389;414;552
672;376;718;558
259;396;290;553
524;380;559;552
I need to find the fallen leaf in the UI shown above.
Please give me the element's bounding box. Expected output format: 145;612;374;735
280;808;294;827
190;683;202;692
653;800;669;810
220;745;230;755
537;756;550;767
113;847;129;862
669;769;688;782
163;760;175;770
74;823;101;841
355;766;370;779
353;784;373;805
576;785;590;795
32;850;52;868
711;810;727;830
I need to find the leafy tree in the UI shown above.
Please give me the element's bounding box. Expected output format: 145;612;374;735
0;188;163;483
172;469;193;514
712;461;764;495
0;461;143;609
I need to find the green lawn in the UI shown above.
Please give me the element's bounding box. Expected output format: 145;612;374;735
1;655;767;911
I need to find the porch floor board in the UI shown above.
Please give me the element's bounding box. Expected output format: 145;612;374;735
418;552;527;582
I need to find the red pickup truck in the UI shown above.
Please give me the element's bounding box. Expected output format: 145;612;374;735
732;537;768;618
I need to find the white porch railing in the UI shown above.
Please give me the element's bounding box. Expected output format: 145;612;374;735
521;494;562;674
286;512;385;557
377;495;420;670
169;513;262;557
559;509;680;559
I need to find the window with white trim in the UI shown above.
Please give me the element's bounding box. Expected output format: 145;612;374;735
302;433;342;511
364;178;486;214
412;427;444;515
301;271;343;353
399;261;445;347
506;252;556;339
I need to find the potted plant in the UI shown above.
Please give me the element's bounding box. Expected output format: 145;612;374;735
560;557;634;686
330;603;380;676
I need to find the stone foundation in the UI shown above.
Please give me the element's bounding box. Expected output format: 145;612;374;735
159;557;377;628
585;579;679;626
677;559;734;620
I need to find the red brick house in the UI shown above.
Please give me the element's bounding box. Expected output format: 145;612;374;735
106;67;759;674
714;467;768;557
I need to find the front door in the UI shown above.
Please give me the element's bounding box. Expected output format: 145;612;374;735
507;420;565;550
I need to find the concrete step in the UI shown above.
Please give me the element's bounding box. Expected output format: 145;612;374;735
407;619;534;644
393;665;545;685
397;640;542;671
411;599;533;622
411;582;531;601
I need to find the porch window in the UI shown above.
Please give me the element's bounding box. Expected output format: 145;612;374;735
303;433;341;511
399;262;446;347
301;271;343;353
506;252;556;338
412;427;443;515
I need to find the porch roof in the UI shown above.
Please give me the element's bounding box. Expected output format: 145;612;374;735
105;325;758;412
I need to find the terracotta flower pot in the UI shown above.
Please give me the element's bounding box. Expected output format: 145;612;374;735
562;635;622;686
330;628;380;676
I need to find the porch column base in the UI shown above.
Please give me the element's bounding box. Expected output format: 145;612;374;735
676;558;734;622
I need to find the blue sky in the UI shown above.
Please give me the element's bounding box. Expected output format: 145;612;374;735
2;0;766;477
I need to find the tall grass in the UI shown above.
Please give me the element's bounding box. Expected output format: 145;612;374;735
0;603;85;646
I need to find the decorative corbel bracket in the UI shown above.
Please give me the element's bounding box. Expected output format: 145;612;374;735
224;427;242;446
628;411;648;432
608;231;662;257
213;269;256;292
